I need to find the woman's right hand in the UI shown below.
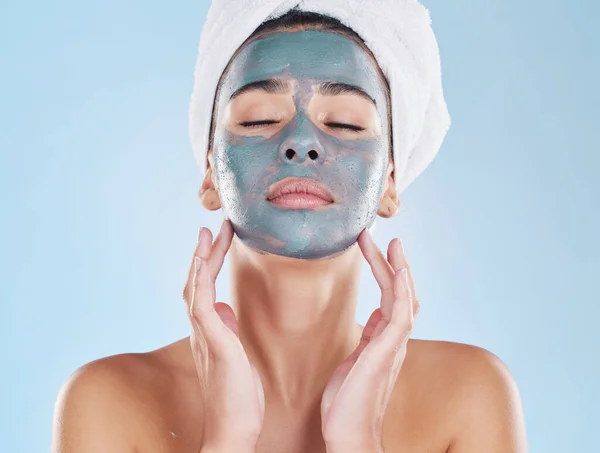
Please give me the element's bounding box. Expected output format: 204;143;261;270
183;219;265;453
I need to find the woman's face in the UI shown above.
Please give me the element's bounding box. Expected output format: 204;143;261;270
211;30;391;260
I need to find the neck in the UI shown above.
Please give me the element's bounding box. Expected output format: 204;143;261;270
229;235;363;410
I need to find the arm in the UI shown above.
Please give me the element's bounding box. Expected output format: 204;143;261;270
51;360;137;453
448;347;528;453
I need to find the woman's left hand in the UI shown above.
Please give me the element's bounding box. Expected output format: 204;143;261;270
321;229;420;453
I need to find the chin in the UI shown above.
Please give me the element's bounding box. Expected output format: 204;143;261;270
239;234;358;261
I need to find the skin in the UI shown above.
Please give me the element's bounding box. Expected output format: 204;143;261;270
51;28;528;453
212;31;390;259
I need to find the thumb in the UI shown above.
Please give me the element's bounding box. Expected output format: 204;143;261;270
358;308;385;353
322;308;385;415
214;302;240;338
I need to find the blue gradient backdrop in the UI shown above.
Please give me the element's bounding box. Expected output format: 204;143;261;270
1;0;598;451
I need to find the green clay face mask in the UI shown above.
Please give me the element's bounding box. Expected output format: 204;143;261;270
211;30;391;260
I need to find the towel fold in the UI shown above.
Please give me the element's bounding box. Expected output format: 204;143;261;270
189;0;451;194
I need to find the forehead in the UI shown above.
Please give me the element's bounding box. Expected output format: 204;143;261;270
219;30;387;104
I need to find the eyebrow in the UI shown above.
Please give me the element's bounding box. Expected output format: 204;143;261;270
229;79;376;106
315;82;376;106
229;79;290;100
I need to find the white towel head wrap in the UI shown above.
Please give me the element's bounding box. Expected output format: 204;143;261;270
189;0;450;195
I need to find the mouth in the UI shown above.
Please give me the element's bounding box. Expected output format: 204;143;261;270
267;177;334;210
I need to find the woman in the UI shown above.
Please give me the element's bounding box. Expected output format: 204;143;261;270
51;3;528;453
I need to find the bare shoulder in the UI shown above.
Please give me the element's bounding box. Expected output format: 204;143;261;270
406;338;517;380
400;339;528;452
52;352;161;452
51;338;197;453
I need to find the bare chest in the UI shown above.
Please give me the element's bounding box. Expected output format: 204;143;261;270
137;390;450;453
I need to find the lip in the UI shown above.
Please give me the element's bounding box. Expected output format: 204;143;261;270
267;177;334;207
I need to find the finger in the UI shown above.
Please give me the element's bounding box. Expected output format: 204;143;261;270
353;309;384;358
189;320;208;380
389;268;414;338
183;220;233;305
214;301;241;338
389;239;420;319
190;254;215;316
388;239;415;295
183;226;213;305
207;219;234;277
387;238;403;272
197;227;213;260
321;309;386;416
189;254;234;349
357;230;395;317
189;227;219;316
331;319;404;416
186;225;241;359
387;238;400;268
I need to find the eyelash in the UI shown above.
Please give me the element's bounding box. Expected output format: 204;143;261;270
239;120;280;128
326;122;365;132
238;120;365;132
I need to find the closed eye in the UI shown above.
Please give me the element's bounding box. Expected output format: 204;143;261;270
325;122;365;132
239;120;280;128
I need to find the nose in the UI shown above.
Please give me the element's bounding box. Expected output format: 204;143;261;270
278;115;326;165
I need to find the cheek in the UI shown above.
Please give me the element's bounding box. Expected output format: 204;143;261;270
213;133;278;195
326;137;389;200
213;127;389;207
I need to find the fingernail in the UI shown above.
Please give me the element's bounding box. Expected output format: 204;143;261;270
398;238;404;254
197;227;203;243
194;256;202;274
